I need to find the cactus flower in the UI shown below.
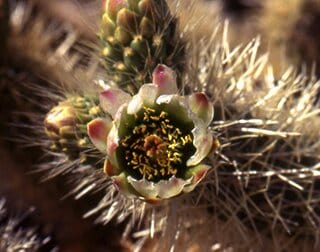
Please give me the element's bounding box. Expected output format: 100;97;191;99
87;65;217;201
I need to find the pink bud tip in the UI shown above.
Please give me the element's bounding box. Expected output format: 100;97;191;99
152;64;178;94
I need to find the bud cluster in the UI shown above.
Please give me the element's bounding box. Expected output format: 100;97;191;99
100;0;185;93
44;96;104;163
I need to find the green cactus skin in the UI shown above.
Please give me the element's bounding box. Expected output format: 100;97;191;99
100;0;185;94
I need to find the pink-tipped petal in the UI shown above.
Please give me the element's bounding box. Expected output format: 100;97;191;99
187;128;213;167
99;87;131;118
183;164;211;193
152;64;178;95
185;164;211;183
191;164;211;183
87;118;112;153
188;93;214;126
112;173;136;198
127;177;159;199
156;176;193;199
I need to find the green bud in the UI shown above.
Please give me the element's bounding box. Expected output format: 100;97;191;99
114;27;132;45
140;16;154;38
116;8;139;32
44;96;104;163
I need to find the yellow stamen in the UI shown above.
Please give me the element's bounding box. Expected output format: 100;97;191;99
119;106;194;181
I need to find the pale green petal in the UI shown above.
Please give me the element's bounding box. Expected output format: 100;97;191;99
138;83;159;106
156;176;193;199
183;164;211;193
128;176;193;200
127;94;143;115
188;92;214;126
116;104;136;138
127;176;159;199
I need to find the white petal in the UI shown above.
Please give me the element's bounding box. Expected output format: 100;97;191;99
152;64;178;95
127;176;193;200
156;94;175;105
156;176;192;199
127;95;143;115
139;84;159;105
127;84;158;114
99;87;131;118
127;176;159;199
187;127;213;166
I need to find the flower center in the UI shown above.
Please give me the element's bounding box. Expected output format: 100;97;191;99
119;106;195;181
144;135;166;160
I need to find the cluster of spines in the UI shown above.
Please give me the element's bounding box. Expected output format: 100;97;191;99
0;199;54;252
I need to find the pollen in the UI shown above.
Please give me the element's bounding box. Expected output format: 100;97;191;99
119;106;194;181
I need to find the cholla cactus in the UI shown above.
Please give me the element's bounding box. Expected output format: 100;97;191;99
100;0;185;93
87;64;218;201
5;0;320;251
